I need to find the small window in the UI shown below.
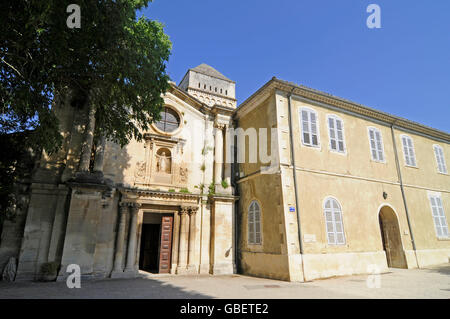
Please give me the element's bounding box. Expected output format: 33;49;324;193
300;108;319;147
204;84;206;89
220;89;223;94
324;198;346;245
327;115;345;153
368;127;384;162
210;86;212;91
215;87;217;92
225;90;228;95
429;194;449;238
198;83;201;88
401;135;416;167
434;145;447;174
248;201;262;245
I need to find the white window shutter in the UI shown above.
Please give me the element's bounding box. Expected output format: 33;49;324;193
324;198;346;245
328;116;345;152
429;195;449;238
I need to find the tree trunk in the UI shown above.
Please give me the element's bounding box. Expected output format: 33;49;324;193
78;94;96;172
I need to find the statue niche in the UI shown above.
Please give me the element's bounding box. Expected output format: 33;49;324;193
156;148;172;174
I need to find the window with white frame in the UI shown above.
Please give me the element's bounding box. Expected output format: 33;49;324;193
433;145;447;174
428;194;449;238
300;108;319;147
368;127;384;162
324;197;346;245
401;135;417;167
327;115;345;153
248;201;262;245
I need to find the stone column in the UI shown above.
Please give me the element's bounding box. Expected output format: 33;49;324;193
187;206;198;273
170;211;181;274
214;123;224;184
124;203;140;274
93;135;106;174
111;203;129;277
223;125;232;193
177;206;189;273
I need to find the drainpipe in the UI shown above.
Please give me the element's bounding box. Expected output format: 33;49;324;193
390;123;419;267
287;88;306;281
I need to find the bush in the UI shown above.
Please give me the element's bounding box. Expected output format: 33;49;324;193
221;180;229;189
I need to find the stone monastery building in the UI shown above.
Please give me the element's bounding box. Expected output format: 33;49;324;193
0;64;449;282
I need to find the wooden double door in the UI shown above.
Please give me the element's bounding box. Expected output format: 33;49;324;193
139;214;174;273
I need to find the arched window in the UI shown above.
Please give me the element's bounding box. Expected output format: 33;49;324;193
323;198;345;245
155;107;180;133
248;201;261;245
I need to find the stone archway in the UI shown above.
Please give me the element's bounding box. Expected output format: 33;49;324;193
378;206;407;268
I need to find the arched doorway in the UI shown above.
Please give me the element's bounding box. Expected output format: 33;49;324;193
378;206;407;268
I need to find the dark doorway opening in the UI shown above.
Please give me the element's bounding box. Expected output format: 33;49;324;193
139;224;161;273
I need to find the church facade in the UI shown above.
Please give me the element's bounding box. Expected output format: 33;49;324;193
0;64;449;282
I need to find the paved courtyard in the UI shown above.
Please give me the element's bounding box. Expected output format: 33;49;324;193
0;264;449;299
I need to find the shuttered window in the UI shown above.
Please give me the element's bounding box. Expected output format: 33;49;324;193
401;135;417;167
429;194;449;238
327;115;345;153
248;201;262;245
368;127;384;162
300;108;319;147
434;145;448;174
324;198;346;245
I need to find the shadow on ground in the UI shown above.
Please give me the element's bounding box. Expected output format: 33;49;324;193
422;263;450;276
0;277;212;299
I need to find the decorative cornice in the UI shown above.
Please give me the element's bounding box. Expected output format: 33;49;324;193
118;186;201;201
236;77;450;143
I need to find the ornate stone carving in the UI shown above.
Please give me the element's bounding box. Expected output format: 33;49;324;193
180;206;190;215
134;161;146;183
188;206;199;215
2;257;17;282
179;166;188;183
214;122;226;130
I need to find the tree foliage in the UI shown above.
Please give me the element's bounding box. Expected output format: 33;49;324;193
0;0;172;154
0;0;171;226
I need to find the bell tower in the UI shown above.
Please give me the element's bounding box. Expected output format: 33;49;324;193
178;63;236;108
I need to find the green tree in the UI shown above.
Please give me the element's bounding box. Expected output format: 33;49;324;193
0;0;171;226
0;0;172;154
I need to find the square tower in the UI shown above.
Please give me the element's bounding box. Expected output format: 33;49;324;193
178;63;236;108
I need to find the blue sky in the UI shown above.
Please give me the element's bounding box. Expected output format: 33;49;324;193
140;1;450;133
